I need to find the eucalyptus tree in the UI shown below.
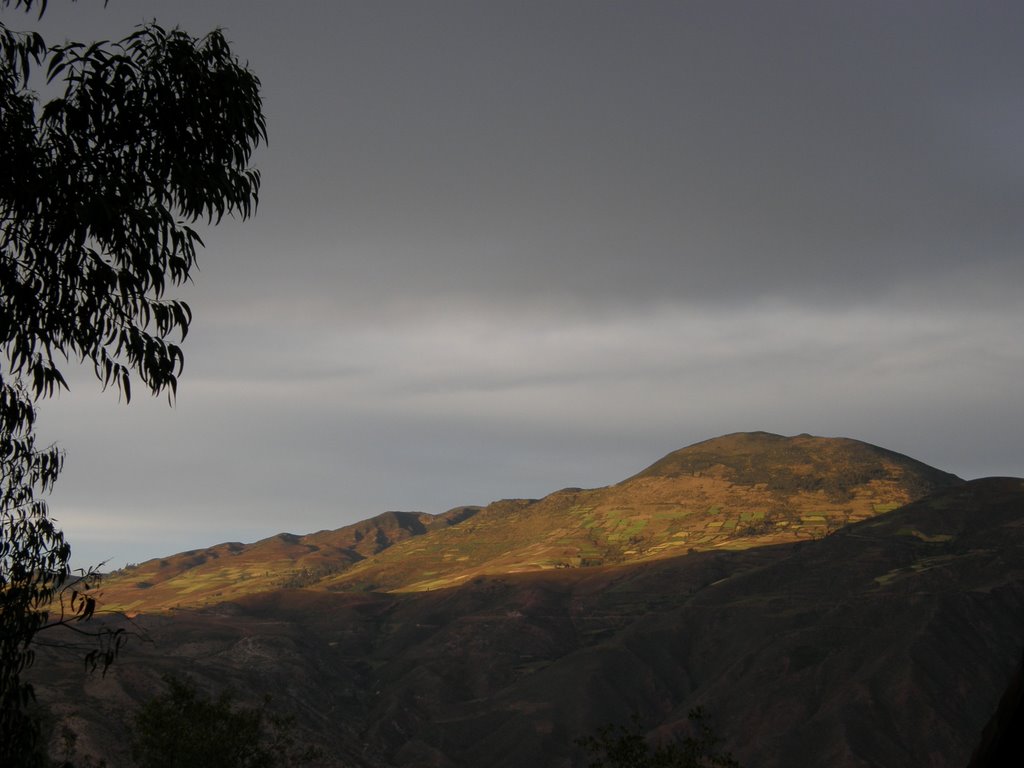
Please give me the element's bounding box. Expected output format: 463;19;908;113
0;1;266;762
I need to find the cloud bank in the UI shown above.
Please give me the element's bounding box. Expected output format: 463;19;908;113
21;1;1024;568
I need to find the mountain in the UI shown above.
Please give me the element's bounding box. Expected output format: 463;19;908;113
100;506;479;612
97;432;961;609
29;433;1023;766
30;474;1024;767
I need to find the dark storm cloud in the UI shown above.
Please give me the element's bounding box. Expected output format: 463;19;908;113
209;1;1024;310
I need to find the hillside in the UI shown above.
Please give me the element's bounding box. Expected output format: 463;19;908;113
97;432;961;609
30;476;1024;767
101;507;479;613
321;431;959;593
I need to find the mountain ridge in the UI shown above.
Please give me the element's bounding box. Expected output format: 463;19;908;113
98;432;962;611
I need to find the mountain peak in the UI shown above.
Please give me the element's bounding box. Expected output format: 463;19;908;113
630;431;960;501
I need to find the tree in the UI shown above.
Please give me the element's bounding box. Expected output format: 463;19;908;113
577;708;742;768
0;1;266;763
131;675;316;768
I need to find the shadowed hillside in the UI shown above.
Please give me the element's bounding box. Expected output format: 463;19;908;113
30;477;1024;767
97;433;962;610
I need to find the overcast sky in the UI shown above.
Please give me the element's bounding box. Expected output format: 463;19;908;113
16;1;1024;569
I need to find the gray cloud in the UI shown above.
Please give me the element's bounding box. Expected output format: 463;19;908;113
40;297;1023;568
20;2;1024;568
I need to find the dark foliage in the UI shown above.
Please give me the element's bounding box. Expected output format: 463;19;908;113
577;708;741;768
967;647;1024;768
131;675;316;768
0;0;265;764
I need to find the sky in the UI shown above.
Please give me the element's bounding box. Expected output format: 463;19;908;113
12;1;1024;569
